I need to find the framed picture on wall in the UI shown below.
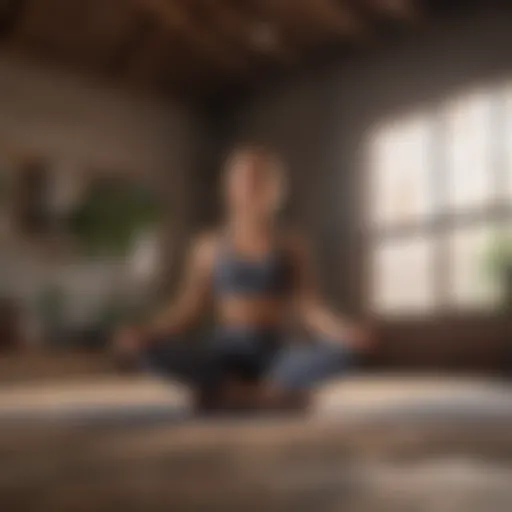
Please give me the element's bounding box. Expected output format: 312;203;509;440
13;159;52;235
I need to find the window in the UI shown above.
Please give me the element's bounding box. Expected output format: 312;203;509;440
370;115;433;226
446;92;494;210
504;87;512;200
371;235;435;314
367;86;512;316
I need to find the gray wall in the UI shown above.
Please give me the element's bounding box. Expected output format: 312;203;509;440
0;55;209;241
0;56;210;329
221;4;512;313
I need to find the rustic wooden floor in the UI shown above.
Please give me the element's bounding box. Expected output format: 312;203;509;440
0;352;112;384
1;373;512;511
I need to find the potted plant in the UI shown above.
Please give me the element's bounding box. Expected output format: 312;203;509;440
67;178;163;259
65;179;163;355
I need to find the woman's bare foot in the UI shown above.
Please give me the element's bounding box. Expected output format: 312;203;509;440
110;325;145;371
192;381;259;415
257;384;312;413
219;380;261;412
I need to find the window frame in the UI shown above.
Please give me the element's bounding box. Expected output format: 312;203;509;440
363;86;512;319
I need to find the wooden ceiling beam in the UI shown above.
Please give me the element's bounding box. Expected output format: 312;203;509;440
135;0;252;77
1;0;41;51
256;0;367;49
130;34;219;97
0;0;28;42
361;0;419;21
308;0;368;40
123;24;170;85
198;0;295;63
118;20;223;96
254;0;315;48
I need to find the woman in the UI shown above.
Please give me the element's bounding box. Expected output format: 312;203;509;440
115;146;371;413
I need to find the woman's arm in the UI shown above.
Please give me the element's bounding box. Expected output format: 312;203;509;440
145;233;216;337
112;233;216;356
289;233;371;351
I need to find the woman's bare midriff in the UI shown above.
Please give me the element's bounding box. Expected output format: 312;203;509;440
216;296;289;328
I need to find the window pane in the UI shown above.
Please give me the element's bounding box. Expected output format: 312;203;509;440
370;236;435;315
447;225;502;309
370;115;432;227
503;86;512;200
482;221;512;309
445;92;493;211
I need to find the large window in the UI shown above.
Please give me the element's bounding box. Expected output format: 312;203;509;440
367;86;512;316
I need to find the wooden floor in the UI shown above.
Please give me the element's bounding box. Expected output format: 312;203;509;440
0;351;112;384
1;372;512;511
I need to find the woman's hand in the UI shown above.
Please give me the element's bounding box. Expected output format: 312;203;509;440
112;232;215;360
342;322;375;353
288;232;376;354
111;324;147;359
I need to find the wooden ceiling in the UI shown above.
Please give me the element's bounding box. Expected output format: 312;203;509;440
0;0;420;98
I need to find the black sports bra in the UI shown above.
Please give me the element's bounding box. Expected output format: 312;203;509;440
212;237;294;298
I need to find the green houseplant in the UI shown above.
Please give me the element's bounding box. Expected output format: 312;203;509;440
66;179;164;339
68;178;163;258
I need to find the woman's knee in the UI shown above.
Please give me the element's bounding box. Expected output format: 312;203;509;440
138;336;182;375
258;381;312;412
268;341;355;391
328;342;357;370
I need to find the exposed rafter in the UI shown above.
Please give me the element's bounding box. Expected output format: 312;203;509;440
255;0;368;51
308;0;368;40
0;0;27;41
137;0;252;76
197;0;295;63
361;0;419;21
0;0;420;97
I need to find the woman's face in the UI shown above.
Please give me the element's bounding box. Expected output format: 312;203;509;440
226;151;282;221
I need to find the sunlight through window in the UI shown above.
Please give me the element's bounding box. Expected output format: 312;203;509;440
503;86;512;200
371;236;435;314
370;115;432;227
445;92;493;211
446;225;501;309
367;85;512;316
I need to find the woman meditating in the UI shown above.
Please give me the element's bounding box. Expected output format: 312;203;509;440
115;146;371;413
